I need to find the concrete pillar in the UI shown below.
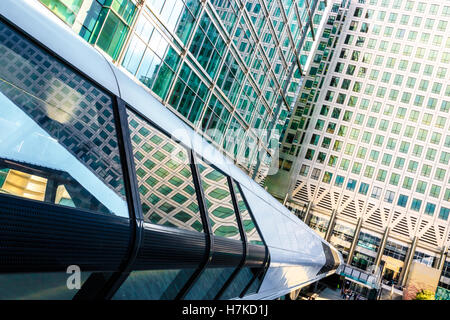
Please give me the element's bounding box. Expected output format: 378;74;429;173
347;218;363;264
303;201;313;226
400;236;418;287
374;227;390;270
325;209;338;241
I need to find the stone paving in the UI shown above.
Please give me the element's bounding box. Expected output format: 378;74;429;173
315;287;345;300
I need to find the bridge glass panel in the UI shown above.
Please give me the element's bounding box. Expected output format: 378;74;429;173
113;268;196;300
127;109;204;232
243;268;266;295
232;181;263;245
0;19;128;217
220;266;262;299
184;267;236;300
0;272;92;300
196;157;241;240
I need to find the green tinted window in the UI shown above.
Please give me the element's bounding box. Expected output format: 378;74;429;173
39;0;84;25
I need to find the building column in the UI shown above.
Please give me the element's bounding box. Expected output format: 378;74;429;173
283;193;289;206
374;227;390;270
347;217;363;264
303;201;313;226
325;209;338;242
437;246;448;272
400;236;418;287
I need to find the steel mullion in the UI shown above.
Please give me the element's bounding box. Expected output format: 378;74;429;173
175;151;214;300
164;3;207;104
100;97;145;300
236;183;270;298
116;0;146;64
214;178;248;300
75;96;144;300
239;248;270;298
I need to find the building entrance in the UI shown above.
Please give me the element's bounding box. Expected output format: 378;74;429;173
383;268;394;282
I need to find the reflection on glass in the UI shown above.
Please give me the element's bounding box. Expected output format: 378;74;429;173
201;94;231;144
0;21;127;216
220;266;262;299
210;0;239;34
197;158;240;240
88;0;137;59
127;110;204;232
232;181;264;245
95;9;131;60
168;63;208;124
189;12;226;78
39;0;84;26
121;11;181;100
113;268;196;300
0;272;91;300
146;0;201;44
0;159;113;214
184;267;235;300
0;168;47;202
55;185;76;207
217;52;245;105
233;17;256;66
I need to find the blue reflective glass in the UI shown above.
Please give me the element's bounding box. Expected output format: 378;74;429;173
358;182;369;195
439;207;450;221
425;203;436;216
397;195;408;207
411;198;422;211
346;179;357;191
335;175;345;187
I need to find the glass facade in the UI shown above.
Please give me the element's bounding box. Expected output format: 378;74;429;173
37;0;322;183
383;240;408;262
39;0;85;25
356;232;381;253
351;251;375;271
413;251;436;268
438;260;450;290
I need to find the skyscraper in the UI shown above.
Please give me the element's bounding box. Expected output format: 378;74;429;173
0;0;343;301
268;0;450;298
37;0;326;184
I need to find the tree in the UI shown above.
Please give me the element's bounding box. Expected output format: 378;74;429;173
414;289;435;300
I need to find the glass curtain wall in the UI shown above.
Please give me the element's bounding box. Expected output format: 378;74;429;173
37;0;320;181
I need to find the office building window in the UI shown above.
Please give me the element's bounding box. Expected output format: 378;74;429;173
411;198;422;212
371;186;382;199
439;207;450;221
